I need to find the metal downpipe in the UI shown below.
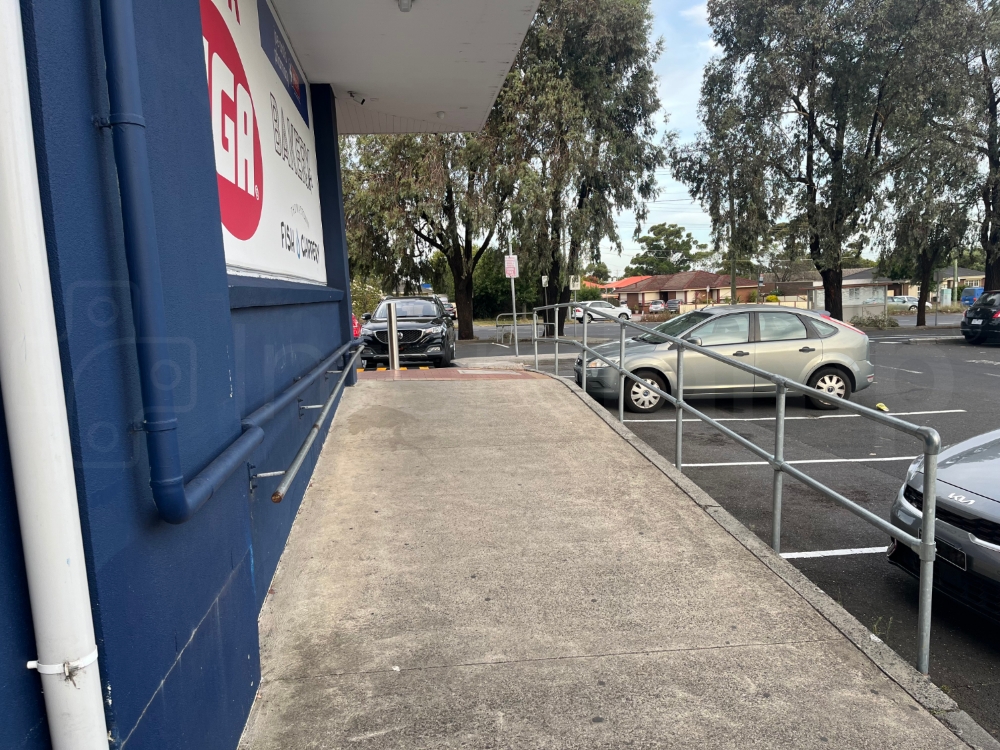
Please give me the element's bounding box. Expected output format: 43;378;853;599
98;0;265;523
0;1;108;745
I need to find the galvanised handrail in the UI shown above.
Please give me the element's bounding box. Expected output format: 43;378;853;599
531;302;941;675
494;312;538;348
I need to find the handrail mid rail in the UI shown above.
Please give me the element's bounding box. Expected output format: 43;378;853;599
269;346;364;503
531;302;941;675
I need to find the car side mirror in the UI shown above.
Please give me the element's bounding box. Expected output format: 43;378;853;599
362;313;371;321
686;336;702;347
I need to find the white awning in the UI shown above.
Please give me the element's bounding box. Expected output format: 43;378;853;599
270;0;539;134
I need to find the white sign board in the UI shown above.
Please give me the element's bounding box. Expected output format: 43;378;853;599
541;275;548;288
200;0;326;284
569;275;581;291
504;255;519;279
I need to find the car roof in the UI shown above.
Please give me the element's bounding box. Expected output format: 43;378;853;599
382;296;441;303
698;304;825;316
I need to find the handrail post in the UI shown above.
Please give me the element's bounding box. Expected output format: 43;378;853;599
772;383;787;553
675;345;684;470
581;310;588;393
533;311;539;370
618;322;626;423
916;442;938;675
554;307;560;377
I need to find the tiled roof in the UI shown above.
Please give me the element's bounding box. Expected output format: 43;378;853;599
616;271;757;292
600;275;651;290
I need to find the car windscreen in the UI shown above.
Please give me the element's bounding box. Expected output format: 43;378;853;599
374;300;440;318
974;292;1000;307
636;311;712;342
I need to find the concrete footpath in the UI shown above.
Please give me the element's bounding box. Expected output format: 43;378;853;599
239;371;987;749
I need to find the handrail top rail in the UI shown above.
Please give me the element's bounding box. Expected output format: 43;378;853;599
533;303;940;453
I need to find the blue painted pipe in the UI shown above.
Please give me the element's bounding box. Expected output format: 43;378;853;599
96;0;253;523
99;0;357;523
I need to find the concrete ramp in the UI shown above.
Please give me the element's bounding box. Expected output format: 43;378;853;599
240;375;972;748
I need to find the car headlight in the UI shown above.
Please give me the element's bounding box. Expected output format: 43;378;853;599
906;456;924;482
426;325;445;335
361;326;375;336
588;357;618;368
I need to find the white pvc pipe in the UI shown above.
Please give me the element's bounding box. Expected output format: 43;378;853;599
0;2;109;747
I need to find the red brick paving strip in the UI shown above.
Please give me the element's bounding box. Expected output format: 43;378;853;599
358;369;545;381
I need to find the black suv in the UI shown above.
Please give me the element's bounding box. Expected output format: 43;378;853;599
962;290;1000;344
359;297;457;367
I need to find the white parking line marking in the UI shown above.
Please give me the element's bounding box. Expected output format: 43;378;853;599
986;372;1000;378
625;409;965;424
966;359;1000;366
685;456;915;467
876;364;924;374
781;546;888;560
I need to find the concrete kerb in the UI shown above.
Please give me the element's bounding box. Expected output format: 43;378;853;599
530;368;1000;750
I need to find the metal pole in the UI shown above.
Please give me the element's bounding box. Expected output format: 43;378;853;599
387;301;400;371
554;307;560;377
675;346;684;470
581;310;588;393
533;311;539;370
618;323;626;423
772;384;787;553
510;276;519;357
916;452;938;675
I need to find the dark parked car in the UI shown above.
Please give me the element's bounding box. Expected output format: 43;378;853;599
961;290;1000;344
359;297;456;367
889;429;1000;621
666;299;681;313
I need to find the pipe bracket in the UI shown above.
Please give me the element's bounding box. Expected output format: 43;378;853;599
28;648;99;677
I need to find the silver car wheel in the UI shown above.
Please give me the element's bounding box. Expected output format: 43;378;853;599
814;373;847;399
631;378;661;409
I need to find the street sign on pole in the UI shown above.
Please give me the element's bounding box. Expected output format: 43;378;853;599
504;255;519;279
569;275;581;291
507;252;519;355
541;275;548;288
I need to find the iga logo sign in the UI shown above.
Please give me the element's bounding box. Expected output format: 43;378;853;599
201;0;263;240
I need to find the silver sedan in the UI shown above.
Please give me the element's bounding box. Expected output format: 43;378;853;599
574;305;875;413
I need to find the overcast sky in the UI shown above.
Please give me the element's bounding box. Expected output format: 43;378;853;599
603;0;716;278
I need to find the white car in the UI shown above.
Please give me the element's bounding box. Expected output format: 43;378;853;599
573;300;632;322
889;295;930;311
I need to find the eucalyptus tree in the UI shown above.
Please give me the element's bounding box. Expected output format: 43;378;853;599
341;127;519;339
509;0;666;334
924;0;1000;289
688;0;944;319
878;140;977;325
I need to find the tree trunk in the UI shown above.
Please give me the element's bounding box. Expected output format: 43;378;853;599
983;167;1000;290
916;264;932;327
453;270;475;340
820;266;843;321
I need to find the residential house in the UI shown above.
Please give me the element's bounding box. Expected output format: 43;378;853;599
616;271;757;310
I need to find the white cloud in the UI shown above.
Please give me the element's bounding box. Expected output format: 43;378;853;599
698;38;720;54
679;3;707;24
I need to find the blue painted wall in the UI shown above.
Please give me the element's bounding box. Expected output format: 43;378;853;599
1;1;353;748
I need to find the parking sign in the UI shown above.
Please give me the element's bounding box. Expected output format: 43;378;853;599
505;255;519;279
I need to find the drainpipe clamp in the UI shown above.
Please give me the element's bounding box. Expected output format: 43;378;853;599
28;647;99;677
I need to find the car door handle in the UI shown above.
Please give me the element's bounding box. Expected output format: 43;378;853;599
732;350;750;357
799;346;816;353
